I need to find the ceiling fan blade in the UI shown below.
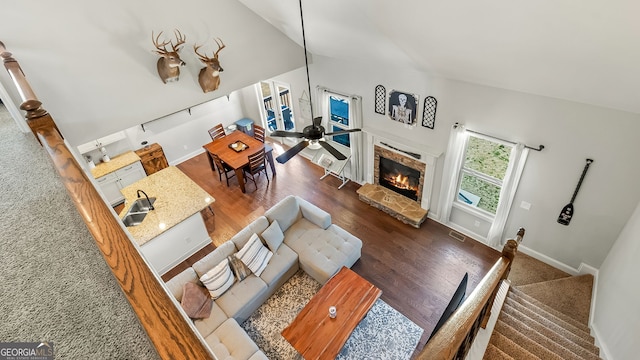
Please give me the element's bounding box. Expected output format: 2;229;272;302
324;128;362;136
271;130;306;138
319;141;347;160
312;116;322;127
276;140;309;164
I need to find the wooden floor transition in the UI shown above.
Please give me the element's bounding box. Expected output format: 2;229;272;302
159;140;500;357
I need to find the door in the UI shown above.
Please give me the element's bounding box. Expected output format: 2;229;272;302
258;81;296;134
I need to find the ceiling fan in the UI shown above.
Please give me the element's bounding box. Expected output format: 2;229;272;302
272;0;361;165
272;117;361;163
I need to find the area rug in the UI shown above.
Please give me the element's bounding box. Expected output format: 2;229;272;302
241;270;423;360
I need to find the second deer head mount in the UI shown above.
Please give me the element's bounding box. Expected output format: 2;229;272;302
152;30;187;84
194;38;225;93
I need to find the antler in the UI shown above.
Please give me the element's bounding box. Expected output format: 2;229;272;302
194;38;225;62
170;29;186;52
152;31;171;55
213;38;225;57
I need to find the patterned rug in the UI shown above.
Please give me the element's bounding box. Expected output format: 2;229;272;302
241;270;423;359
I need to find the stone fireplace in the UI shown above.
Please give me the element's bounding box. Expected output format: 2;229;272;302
357;138;440;228
374;145;425;203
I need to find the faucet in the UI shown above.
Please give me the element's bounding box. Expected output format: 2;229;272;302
136;189;155;210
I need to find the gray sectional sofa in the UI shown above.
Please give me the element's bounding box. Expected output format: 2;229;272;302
165;195;363;360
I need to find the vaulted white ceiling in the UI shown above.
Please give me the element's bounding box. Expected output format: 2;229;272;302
240;0;640;114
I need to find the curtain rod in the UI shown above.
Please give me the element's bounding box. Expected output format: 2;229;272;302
454;122;545;151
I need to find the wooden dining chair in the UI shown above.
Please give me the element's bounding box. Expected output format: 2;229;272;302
208;123;226;141
253;124;266;143
211;152;236;186
243;148;269;190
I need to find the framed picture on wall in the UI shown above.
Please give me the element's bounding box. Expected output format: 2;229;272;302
388;90;419;126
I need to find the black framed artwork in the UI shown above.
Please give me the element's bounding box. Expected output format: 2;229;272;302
388;90;418;126
422;96;437;129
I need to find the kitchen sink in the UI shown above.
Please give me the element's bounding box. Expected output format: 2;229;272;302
129;197;156;212
121;197;156;227
122;212;149;227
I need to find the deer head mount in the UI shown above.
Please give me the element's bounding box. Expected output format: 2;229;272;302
194;38;225;93
152;30;186;84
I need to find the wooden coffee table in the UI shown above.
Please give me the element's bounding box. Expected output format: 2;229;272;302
281;266;382;360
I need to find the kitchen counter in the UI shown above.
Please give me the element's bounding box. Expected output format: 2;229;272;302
91;151;141;178
119;166;215;246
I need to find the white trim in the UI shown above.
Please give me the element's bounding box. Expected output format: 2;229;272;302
464;280;511;360
517;245;580;275
591;324;611;360
172;148;205;166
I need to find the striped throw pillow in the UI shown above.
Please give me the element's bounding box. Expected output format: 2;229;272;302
199;258;235;299
236;233;273;277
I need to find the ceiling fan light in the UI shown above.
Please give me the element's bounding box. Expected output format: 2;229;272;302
308;139;322;149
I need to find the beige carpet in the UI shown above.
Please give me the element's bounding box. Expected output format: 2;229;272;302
508;252;571;286
484;251;600;359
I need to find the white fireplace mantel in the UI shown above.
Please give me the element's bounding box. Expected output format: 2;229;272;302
363;127;442;211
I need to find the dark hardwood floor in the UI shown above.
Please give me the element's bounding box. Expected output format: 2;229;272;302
161;140;501;355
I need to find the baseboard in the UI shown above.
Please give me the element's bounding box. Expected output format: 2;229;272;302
591;323;612;360
171;148;205;166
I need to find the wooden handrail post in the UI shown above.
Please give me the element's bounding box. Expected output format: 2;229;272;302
1;41;214;360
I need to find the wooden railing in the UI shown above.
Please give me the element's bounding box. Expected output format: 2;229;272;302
0;41;215;360
417;228;525;360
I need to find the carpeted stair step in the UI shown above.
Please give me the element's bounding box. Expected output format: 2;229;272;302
488;331;541;359
483;343;515;360
516;274;594;325
493;319;567;359
499;311;601;360
509;287;590;333
504;295;594;342
501;301;600;355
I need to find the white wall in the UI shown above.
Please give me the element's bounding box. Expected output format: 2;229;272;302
311;55;640;269
0;0;305;146
592;202;640;360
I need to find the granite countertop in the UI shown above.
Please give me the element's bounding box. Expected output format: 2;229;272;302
91;151;142;178
118;166;215;246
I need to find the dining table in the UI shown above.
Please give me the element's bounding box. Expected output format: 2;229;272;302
202;130;276;193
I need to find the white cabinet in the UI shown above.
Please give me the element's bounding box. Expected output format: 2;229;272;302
77;131;127;154
140;212;211;275
95;161;146;205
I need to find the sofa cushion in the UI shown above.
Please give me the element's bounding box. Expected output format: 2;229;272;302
215;274;268;323
264;195;302;232
165;267;200;302
284;222;362;284
193;300;229;338
193;241;236;278
180;282;212;319
298;196;332;230
205;318;259;360
237;233;272;277
200;258;235;299
259;243;298;288
229;216;270;250
261;219;284;252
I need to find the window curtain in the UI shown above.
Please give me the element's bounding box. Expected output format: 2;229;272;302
437;124;468;223
486;144;529;248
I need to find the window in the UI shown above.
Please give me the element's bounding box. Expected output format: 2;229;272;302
457;135;512;215
328;95;350;147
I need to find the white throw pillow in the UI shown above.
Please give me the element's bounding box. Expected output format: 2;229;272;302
199;258;235;299
237;233;273;277
261;220;284;252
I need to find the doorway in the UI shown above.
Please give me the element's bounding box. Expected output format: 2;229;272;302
258;81;296;135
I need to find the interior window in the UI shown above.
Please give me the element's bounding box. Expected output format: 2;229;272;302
328;95;350;147
457;135;512;215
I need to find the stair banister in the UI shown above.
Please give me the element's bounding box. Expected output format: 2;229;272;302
417;228;525;360
0;41;215;360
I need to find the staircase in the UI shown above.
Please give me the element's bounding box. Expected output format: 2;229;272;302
484;276;601;359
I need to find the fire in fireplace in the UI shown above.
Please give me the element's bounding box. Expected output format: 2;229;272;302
379;157;420;201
